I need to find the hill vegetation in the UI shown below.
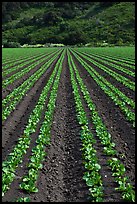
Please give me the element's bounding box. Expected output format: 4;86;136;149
2;2;135;47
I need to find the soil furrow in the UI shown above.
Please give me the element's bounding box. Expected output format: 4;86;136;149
27;53;89;202
2;53;62;158
74;51;135;101
2;63;60;202
2;52;47;72
2;52;59;99
70;52;135;187
89;54;135;72
72;67;123;202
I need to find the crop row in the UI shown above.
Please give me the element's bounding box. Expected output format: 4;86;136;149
68;50;104;202
2;50;65;197
2;49;62;122
77;51;135;77
73;50;135;91
2;48;59;66
19;51;65;193
70;49;135;127
71;50;135;110
3;48;57;105
3;53;48;78
2;50;58;77
74;47;135;65
2;52;36;65
68;50;135;202
2;49;61;89
2;51;47;72
2;52;35;65
88;53;135;70
75;49;135;68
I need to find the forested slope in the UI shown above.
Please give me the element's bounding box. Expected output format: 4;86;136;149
2;2;135;46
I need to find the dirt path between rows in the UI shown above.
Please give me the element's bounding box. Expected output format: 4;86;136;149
75;51;135;101
2;60;59;202
2;51;135;202
2;53;90;202
27;53;89;202
2;53;62;159
70;51;135;187
85;53;135;80
2;52;59;99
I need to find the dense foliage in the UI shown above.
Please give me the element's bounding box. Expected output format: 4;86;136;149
2;2;135;46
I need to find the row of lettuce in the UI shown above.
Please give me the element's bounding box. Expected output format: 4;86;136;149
2;49;135;202
2;49;65;199
3;48;135;126
78;51;135;76
2;48;59;65
3;51;50;77
73;50;135;91
67;50;135;202
73;47;135;65
2;49;62;122
70;49;135;127
2;49;62;88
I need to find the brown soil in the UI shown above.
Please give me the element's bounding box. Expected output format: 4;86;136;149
75;51;135;101
88;53;135;73
70;51;135;186
2;50;135;202
2;52;62;157
2;52;46;71
2;51;60;99
87;54;135;81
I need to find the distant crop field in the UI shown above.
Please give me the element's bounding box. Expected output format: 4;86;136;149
78;46;135;60
2;47;135;202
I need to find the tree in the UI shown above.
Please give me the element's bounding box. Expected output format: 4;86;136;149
43;11;62;26
3;41;21;48
63;29;88;45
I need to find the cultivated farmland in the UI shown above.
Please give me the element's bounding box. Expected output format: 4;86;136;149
2;47;135;202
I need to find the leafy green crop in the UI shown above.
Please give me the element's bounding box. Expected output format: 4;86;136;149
3;53;44;77
70;49;135;127
68;50;104;202
16;197;30;202
74;49;135;91
79;51;135;77
2;49;62;122
2;50;63;197
68;49;135;202
19;50;65;193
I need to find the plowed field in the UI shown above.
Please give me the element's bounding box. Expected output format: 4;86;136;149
2;47;135;202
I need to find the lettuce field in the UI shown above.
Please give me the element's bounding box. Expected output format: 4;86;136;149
2;47;135;202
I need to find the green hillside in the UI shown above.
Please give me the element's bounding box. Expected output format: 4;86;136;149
2;2;135;47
